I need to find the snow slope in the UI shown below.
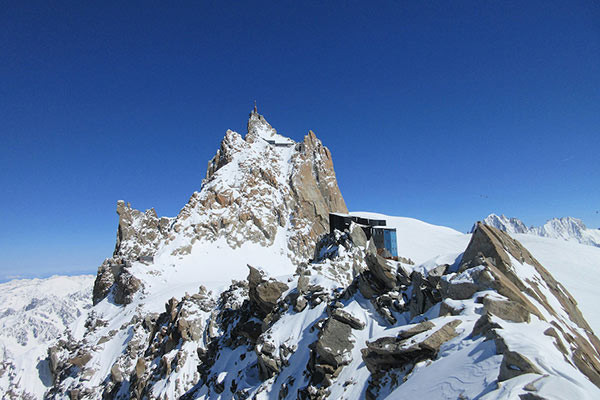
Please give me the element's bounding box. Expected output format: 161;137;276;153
517;234;600;335
0;275;94;399
351;212;470;266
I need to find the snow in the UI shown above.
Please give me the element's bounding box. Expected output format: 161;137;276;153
516;234;600;334
350;212;471;265
3;112;600;400
0;275;94;398
480;213;600;248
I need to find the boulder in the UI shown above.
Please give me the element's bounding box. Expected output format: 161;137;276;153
297;275;310;294
498;348;542;381
482;296;531;323
294;296;308;312
331;309;365;330
348;223;367;248
110;363;123;383
365;253;397;290
315;318;354;368
397;320;435;340
247;266;289;316
420;320;462;352
48;346;61;375
68;352;92;368
135;357;146;379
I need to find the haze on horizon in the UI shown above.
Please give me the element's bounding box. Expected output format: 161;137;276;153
1;1;599;281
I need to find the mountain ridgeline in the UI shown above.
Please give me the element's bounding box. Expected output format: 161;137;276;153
473;213;600;248
5;111;600;399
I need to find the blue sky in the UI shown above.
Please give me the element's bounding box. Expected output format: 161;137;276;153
1;1;599;280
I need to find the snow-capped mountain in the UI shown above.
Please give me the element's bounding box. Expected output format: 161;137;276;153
474;213;600;247
3;111;600;399
0;275;94;399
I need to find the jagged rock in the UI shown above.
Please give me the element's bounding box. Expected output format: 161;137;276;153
114;200;168;259
397;320;435;340
288;129;348;261
544;327;569;355
349;223;367;248
365;253;397;290
256;339;282;380
439;300;464;317
482;295;531;323
294;296;308;312
426;264;448;286
331;309;365;330
315;318;354;368
68;352;92;367
420;320;462;352
362;320;461;375
92;262;115;305
48;346;61;375
177;314;203;341
471;314;502;339
248;266;289;316
408;271;441;318
113;270;142;305
135;357;145;379
440;266;494;301
166;297;179;322
110;364;123;383
464;223;600;387
497;345;542;381
519;394;548;400
257;353;281;380
297;275;310;294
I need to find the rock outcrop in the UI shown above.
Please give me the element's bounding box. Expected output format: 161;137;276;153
114;200;171;259
462;223;600;386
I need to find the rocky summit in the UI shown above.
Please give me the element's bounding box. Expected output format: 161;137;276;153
3;111;600;400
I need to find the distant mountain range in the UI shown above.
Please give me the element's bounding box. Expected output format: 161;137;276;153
472;213;600;248
0;275;94;398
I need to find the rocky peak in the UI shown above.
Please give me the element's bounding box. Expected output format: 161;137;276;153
92;111;348;305
245;109;279;144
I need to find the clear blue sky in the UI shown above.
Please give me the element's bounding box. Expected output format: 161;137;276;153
1;1;599;281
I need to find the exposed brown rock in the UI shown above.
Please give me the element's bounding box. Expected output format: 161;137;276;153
482;296;531;323
331;309;365;330
247;266;289;317
463;223;600;387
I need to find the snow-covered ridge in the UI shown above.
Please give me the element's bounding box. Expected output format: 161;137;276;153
474;213;600;247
